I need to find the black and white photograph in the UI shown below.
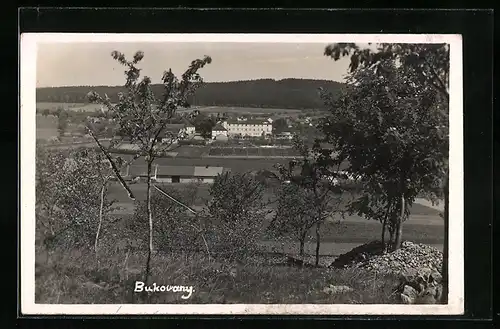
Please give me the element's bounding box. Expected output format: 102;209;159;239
20;33;463;315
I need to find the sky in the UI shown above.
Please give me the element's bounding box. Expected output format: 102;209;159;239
36;42;355;88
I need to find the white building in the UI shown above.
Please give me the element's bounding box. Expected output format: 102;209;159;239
221;118;273;138
211;123;228;140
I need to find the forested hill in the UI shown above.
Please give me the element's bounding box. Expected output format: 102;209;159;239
36;78;344;109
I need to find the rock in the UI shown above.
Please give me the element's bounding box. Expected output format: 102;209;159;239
323;285;354;295
429;269;442;283
83;281;106;290
401;285;418;304
415;287;440;304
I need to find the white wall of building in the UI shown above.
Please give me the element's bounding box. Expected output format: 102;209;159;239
221;121;272;137
156;176;215;184
156;177;173;183
212;130;228;138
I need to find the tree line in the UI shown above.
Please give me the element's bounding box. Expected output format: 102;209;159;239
36;78;344;110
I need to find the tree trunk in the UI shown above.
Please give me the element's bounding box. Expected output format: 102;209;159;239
315;222;321;267
381;218;387;245
441;177;449;304
144;160;153;285
299;231;306;257
94;181;107;262
393;194;405;251
388;224;394;247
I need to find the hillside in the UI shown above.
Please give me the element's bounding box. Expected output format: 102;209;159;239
36;78;344;110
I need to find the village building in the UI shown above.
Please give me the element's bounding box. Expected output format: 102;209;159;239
126;164;226;184
221;118;273;138
155;165;224;183
274;131;294;140
211;123;228;140
182;118;196;136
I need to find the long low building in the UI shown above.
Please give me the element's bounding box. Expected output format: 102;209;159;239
126;164;226;184
220;118;273;137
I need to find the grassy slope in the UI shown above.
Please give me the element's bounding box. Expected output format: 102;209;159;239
36;249;400;304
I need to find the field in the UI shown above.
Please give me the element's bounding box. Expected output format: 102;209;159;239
174;145;210;157
36;114;85;140
36;115;58;140
118;155;296;173
179;105;304;116
159;145;300;158
36;103;308;117
106;181;444;249
208;146;300;157
36;102;106;112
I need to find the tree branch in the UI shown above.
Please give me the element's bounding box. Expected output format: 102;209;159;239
153;185;197;214
421;56;449;100
86;124;135;200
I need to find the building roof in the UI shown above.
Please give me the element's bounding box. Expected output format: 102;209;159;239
156;124;187;138
156;165;195;177
212;124;227;132
194;166;224;177
165;124;187;131
185;123;195;128
128;165;151;177
181;117;196;128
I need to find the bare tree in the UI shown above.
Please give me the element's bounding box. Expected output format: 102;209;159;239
269;183;318;258
274;138;344;267
87;50;211;284
35;146;114;254
205;171;271;261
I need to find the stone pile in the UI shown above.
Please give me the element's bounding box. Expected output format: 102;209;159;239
398;267;443;304
329;240;445;304
362;241;443;276
330;240;442;276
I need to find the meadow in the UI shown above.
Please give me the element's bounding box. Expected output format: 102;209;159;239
34;101;306;143
106;182;444;246
35;249;401;304
36;102;308;116
36;102;106;112
36;114;85;141
36;115;58;140
208;147;300;157
113;155;301;173
179;105;304;117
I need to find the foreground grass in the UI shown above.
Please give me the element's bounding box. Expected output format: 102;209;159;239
317;220;444;245
36;248;401;304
